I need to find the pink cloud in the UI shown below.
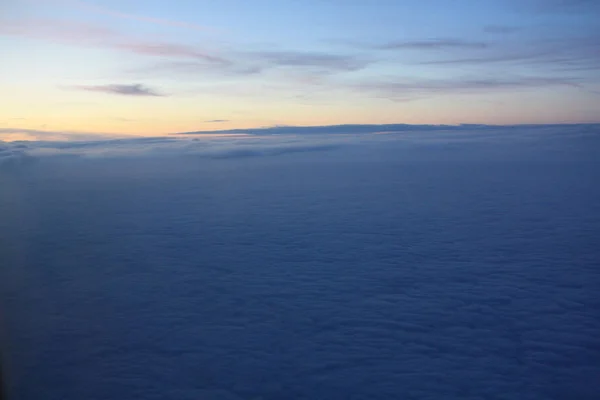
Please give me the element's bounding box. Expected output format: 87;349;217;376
68;0;213;32
0;18;225;63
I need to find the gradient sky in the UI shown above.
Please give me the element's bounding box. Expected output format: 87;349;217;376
1;0;599;140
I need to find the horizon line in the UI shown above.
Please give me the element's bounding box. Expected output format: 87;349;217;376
173;122;600;136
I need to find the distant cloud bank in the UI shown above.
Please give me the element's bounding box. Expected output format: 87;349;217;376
1;124;598;170
176;122;600;136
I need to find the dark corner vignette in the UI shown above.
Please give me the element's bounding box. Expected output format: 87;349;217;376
0;358;5;400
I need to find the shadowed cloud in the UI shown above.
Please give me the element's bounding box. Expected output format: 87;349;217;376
1;18;364;77
350;76;581;101
0;134;351;163
131;49;368;80
416;35;600;74
376;39;490;50
532;0;600;12
483;25;521;34
251;51;369;72
75;84;165;97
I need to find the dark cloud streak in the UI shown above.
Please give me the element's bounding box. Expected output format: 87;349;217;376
75;84;165;97
350;76;581;101
532;0;600;12
417;35;600;74
376;39;490;50
130;49;371;81
250;50;369;72
483;25;521;34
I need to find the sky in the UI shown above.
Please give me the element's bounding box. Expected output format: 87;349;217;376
1;0;599;140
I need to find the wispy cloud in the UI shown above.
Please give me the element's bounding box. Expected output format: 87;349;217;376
251;51;369;72
69;0;212;32
132;60;263;79
0;19;225;63
114;42;226;63
375;39;490;50
531;0;600;12
419;50;556;65
483;25;521;34
0;19;117;44
416;35;600;74
3;6;595;106
0;128;128;142
350;76;581;101
1;18;366;78
205;119;229;123
129;49;371;83
74;84;165;97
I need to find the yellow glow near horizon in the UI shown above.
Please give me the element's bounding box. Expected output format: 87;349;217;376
1;0;599;143
2;59;599;142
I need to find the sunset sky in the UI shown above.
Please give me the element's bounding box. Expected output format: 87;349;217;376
1;0;599;140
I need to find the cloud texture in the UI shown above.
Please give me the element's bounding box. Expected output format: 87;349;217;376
1;122;599;400
2;124;598;170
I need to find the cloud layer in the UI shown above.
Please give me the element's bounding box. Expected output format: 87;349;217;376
2;123;598;170
1;121;599;400
0;142;32;168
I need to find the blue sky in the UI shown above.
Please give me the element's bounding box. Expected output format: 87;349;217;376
1;0;599;140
